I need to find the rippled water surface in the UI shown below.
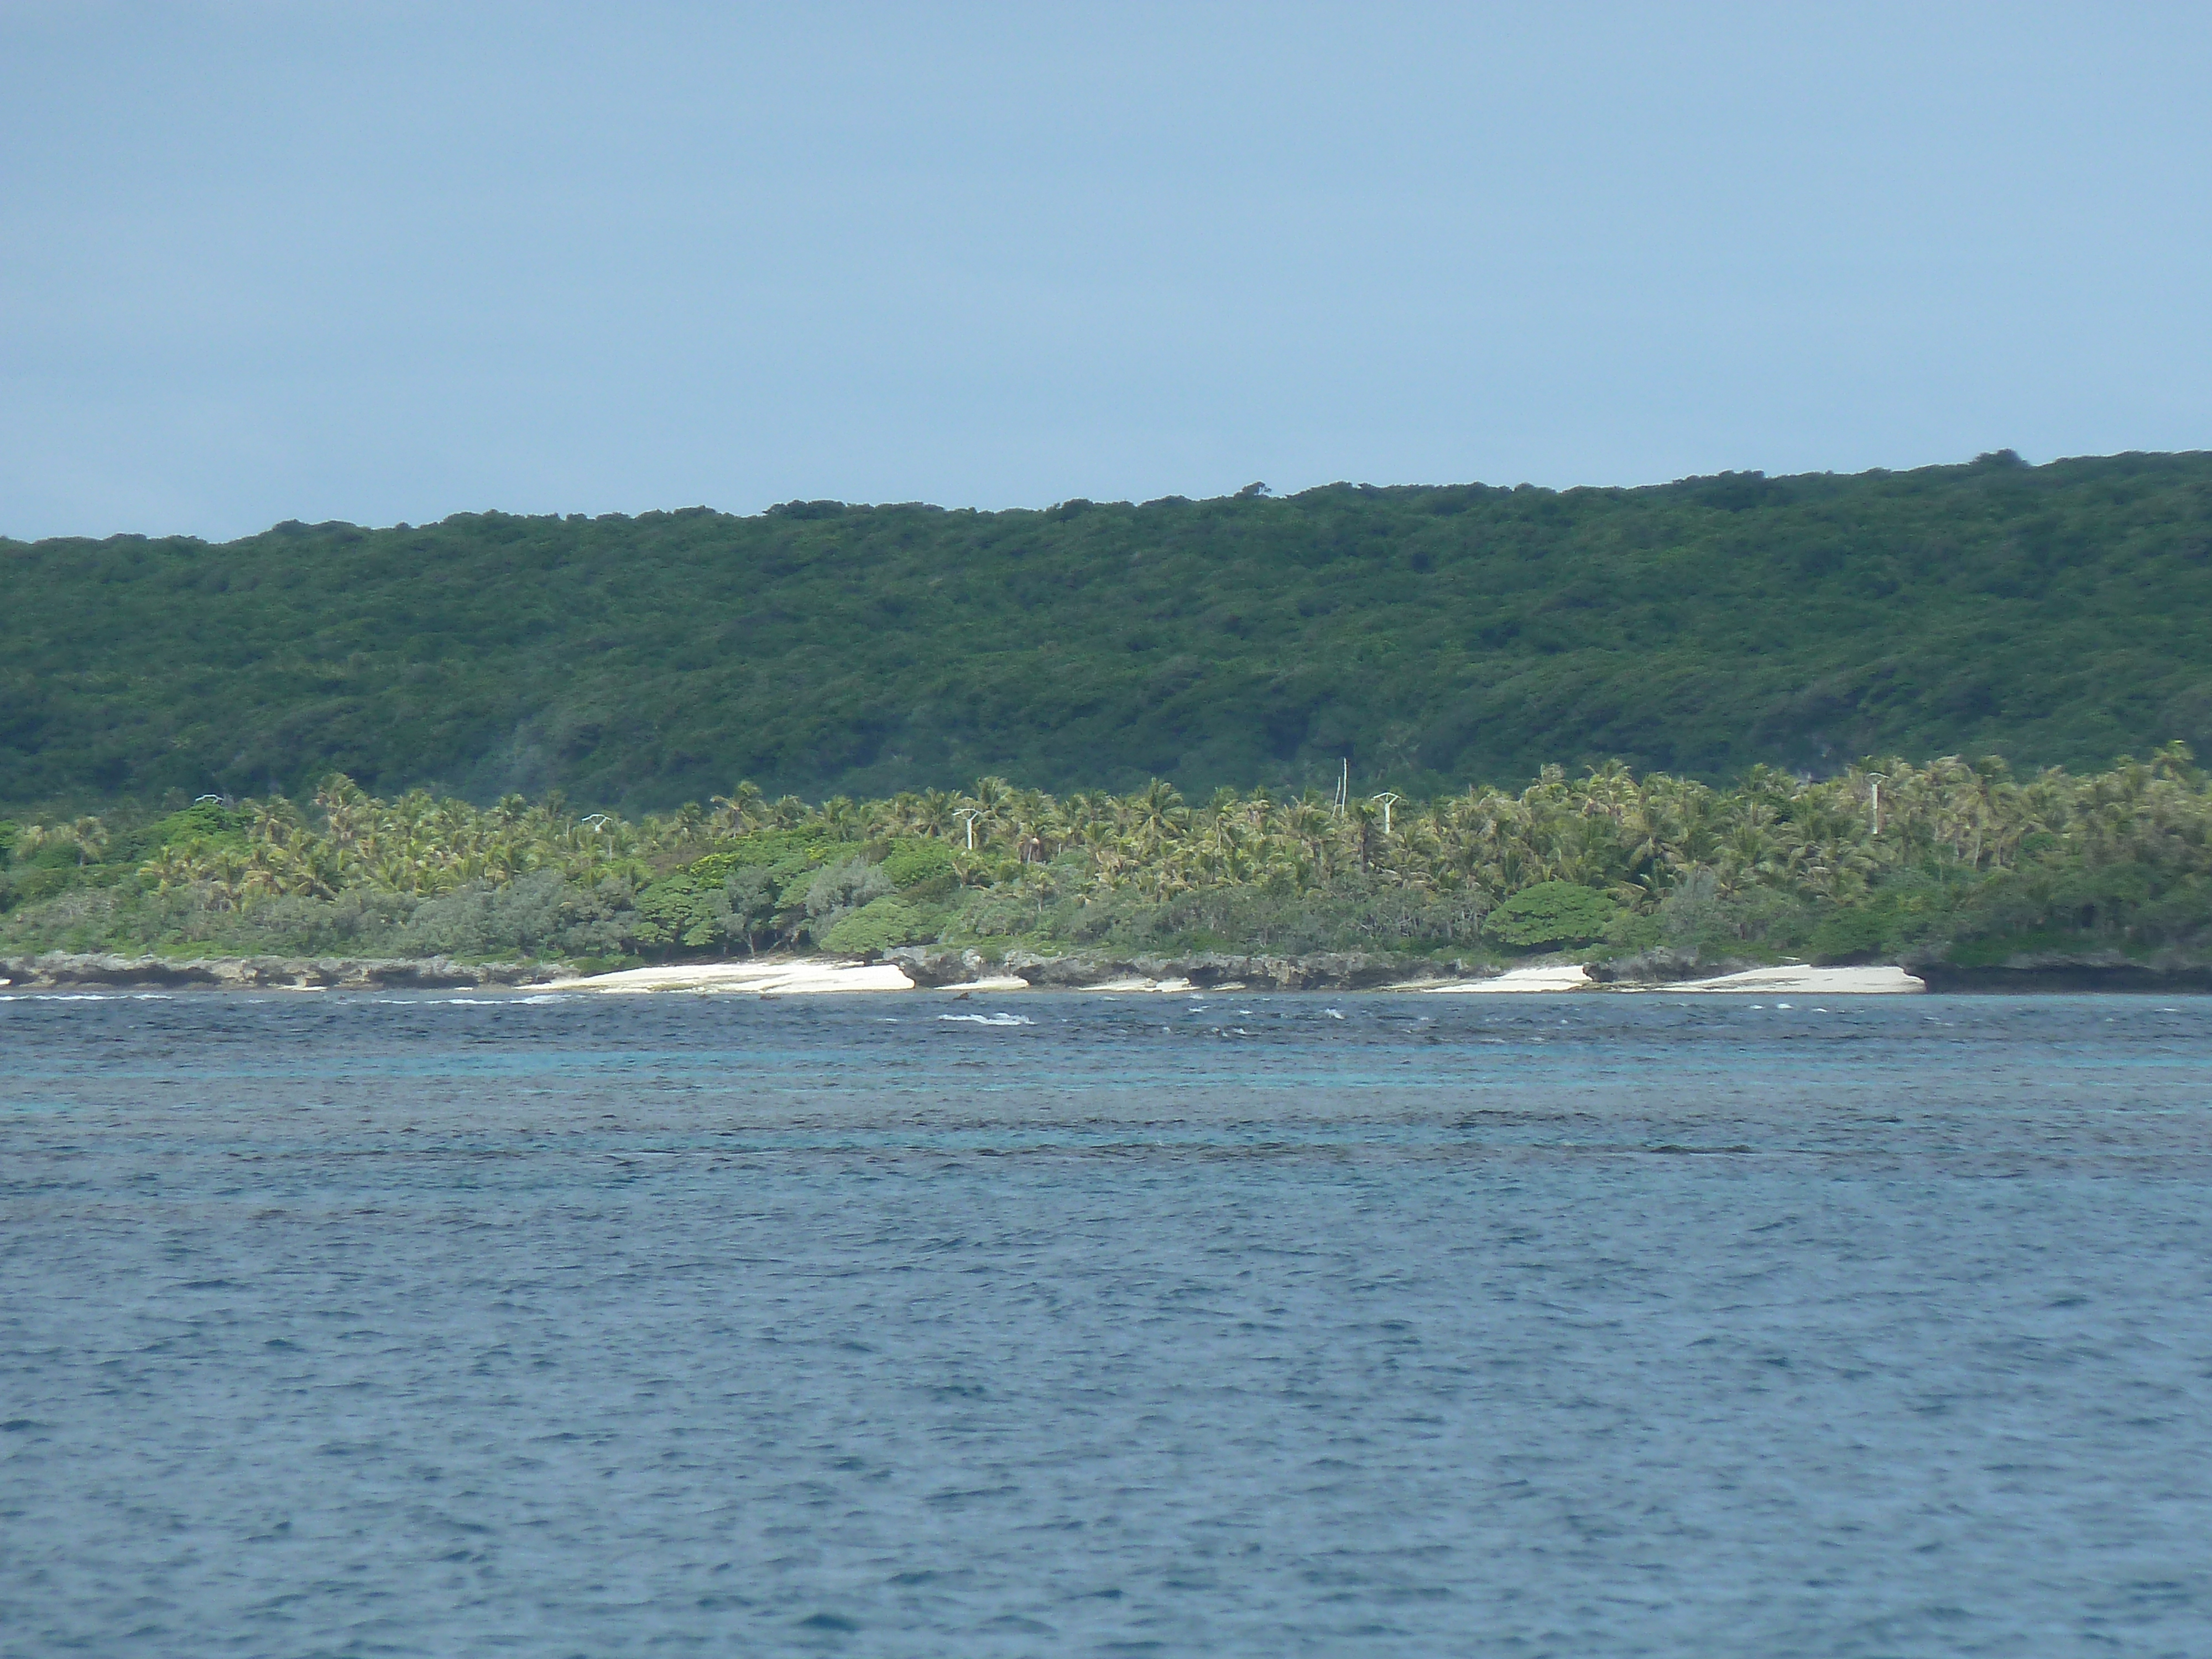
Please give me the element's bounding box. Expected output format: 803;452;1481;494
3;990;2210;1656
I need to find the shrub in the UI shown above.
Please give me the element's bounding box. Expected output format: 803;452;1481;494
1808;907;1891;963
822;896;932;955
1485;881;1617;947
805;857;892;920
880;838;956;890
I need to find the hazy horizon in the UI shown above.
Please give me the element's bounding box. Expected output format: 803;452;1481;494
6;3;2209;542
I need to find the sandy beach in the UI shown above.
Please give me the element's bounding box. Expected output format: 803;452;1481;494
1405;964;1595;993
549;958;1926;995
545;961;916;995
1658;964;1926;994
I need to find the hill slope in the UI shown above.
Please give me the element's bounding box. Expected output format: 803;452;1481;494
4;449;2210;808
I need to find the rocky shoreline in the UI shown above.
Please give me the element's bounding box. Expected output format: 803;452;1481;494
0;948;1449;993
891;947;2212;993
0;953;561;990
1912;956;2212;993
6;946;2210;994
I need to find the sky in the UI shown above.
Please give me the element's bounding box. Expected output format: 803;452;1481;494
3;1;2208;541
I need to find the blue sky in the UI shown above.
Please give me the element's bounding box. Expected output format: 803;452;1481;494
3;2;2207;540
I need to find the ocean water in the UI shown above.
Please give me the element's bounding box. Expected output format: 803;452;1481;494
2;990;2209;1658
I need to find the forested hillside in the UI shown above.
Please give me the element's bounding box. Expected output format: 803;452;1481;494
5;448;2210;811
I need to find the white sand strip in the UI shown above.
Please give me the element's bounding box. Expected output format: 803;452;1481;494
549;961;914;995
1666;964;1924;994
544;957;1920;997
1408;964;1593;993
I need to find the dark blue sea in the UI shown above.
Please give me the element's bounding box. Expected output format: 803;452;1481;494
3;989;2209;1657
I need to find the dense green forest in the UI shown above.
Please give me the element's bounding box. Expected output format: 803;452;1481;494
6;449;2211;812
6;752;2211;974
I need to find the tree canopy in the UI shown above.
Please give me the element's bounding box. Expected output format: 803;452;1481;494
5;448;2211;811
8;750;2212;975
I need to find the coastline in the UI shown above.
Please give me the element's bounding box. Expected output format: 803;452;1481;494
9;948;2208;997
539;960;914;995
0;948;1935;996
0;952;559;992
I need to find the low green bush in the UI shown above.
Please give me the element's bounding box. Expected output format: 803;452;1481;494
822;896;933;955
1485;881;1618;947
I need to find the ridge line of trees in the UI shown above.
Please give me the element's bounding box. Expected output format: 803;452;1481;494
8;448;2212;806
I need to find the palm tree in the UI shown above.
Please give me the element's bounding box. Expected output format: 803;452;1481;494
63;817;110;867
710;781;765;833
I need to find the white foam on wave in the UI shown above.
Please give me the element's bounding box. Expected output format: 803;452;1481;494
938;1012;1034;1027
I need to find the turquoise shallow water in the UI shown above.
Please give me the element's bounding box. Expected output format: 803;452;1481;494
2;990;2209;1656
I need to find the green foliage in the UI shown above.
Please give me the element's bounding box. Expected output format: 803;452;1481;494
801;856;894;946
685;831;831;884
10;747;2212;970
107;801;248;867
1808;906;1894;963
9;452;2212;811
880;838;956;890
1485;881;1617;947
636;862;806;953
632;874;708;948
662;831;843;951
822;896;934;956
